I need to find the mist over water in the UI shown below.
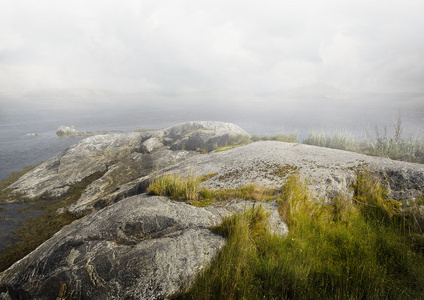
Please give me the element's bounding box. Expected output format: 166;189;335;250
1;91;423;181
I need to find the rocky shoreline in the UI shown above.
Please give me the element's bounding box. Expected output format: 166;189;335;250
1;121;423;299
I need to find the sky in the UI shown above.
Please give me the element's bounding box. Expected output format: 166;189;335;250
1;0;424;95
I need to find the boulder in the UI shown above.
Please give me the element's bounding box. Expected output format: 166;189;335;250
163;121;250;151
0;195;286;299
56;125;78;137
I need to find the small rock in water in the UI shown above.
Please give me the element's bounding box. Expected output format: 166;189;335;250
56;125;78;137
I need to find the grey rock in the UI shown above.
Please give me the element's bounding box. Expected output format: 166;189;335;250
7;121;251;215
164;121;250;151
2;121;424;300
0;195;285;299
9;124;424;214
165;141;424;202
68;148;194;216
8;132;148;200
56;125;77;137
140;137;163;154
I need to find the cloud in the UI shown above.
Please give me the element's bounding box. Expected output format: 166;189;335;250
1;0;423;94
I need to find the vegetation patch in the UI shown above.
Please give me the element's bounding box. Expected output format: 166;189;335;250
252;114;424;164
0;170;106;272
252;132;298;143
215;145;243;152
177;173;424;299
146;173;278;207
302;114;424;164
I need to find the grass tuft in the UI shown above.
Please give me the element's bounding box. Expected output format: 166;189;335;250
146;173;277;207
146;174;201;201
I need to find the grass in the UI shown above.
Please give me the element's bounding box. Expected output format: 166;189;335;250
147;174;201;201
215;144;244;152
250;113;424;164
176;173;424;299
301;114;424;164
252;132;298;143
146;173;277;207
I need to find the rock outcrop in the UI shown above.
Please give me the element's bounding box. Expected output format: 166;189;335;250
1;121;424;299
0;195;286;299
9;121;250;211
6;121;424;215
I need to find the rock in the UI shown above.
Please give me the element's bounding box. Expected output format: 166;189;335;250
8;132;149;200
2;121;424;299
7;121;250;213
0;195;286;299
139;137;163;153
165;141;424;203
56;125;78;137
67;148;194;216
6;121;424;213
164;121;250;151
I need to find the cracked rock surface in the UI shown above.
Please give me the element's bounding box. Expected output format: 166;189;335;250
0;195;286;300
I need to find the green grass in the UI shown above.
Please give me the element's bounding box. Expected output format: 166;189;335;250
177;173;424;299
215;144;244;152
147;173;201;201
146;173;278;207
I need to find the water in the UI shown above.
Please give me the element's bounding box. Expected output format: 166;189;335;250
0;204;42;252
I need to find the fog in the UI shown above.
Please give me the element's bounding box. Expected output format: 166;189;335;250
1;0;424;95
1;1;423;168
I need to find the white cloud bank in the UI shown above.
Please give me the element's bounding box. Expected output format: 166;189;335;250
1;0;423;94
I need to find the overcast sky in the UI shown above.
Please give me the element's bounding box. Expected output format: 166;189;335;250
1;0;423;94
